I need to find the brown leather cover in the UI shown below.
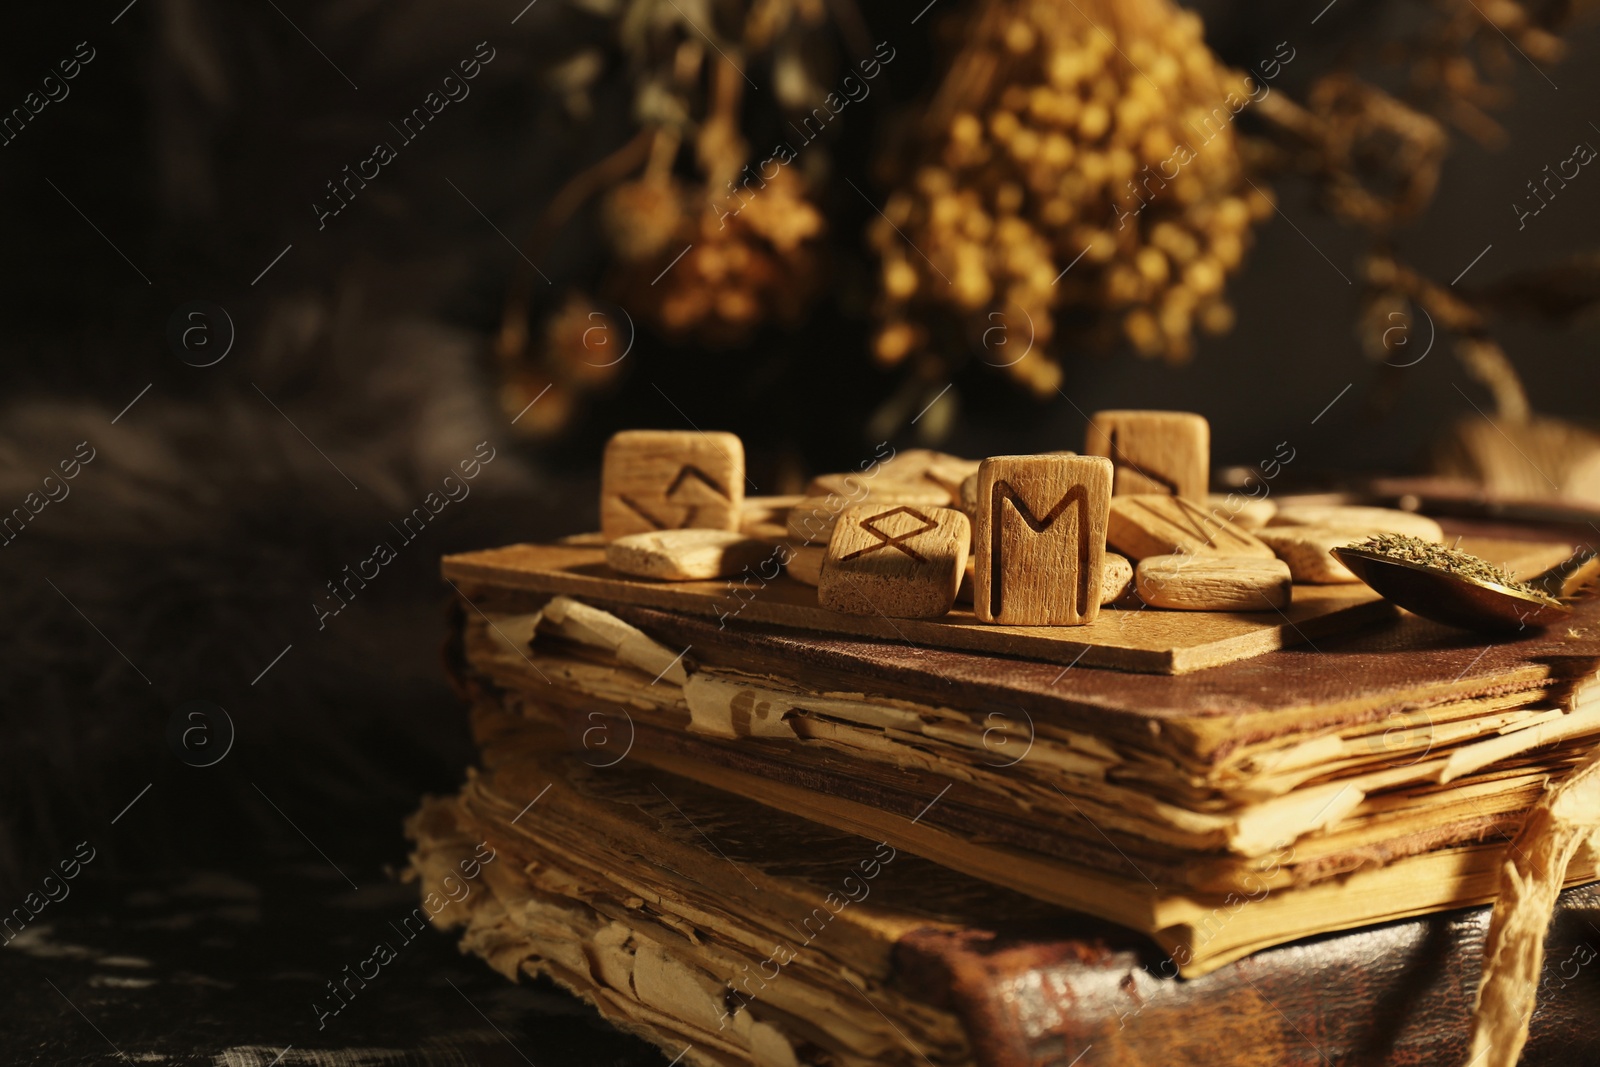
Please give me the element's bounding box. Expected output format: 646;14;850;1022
891;886;1600;1067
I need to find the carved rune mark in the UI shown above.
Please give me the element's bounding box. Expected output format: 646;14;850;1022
617;464;730;529
838;506;938;562
1130;495;1244;551
989;480;1092;618
1108;426;1178;495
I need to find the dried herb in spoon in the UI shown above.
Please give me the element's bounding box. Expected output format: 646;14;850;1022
1350;533;1540;595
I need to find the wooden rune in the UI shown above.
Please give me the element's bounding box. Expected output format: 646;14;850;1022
974;455;1112;626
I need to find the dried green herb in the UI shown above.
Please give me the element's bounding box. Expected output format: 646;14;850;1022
1352;533;1539;593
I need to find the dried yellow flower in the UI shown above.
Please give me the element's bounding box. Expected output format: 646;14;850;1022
871;0;1268;385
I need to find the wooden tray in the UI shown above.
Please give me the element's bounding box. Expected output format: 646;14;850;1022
445;541;1412;674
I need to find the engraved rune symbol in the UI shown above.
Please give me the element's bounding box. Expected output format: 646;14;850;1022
989;480;1091;618
618;464;730;529
1130;495;1245;551
839;506;938;562
1108;426;1178;495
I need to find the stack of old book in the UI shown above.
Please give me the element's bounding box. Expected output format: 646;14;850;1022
408;424;1600;1066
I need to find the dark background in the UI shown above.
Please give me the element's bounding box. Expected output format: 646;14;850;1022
0;1;1596;1063
5;1;1599;474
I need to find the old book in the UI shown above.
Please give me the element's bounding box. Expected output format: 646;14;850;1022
441;530;1600;976
408;734;1600;1067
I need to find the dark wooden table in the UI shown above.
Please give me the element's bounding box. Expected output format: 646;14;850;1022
2;857;668;1066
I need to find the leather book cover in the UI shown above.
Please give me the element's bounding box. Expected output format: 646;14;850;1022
893;886;1600;1067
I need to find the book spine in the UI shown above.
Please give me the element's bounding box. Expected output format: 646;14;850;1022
895;890;1600;1067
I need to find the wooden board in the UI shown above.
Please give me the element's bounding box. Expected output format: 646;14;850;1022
443;542;1402;674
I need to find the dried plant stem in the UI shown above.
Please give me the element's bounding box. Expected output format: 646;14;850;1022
1368;252;1531;422
494;129;655;367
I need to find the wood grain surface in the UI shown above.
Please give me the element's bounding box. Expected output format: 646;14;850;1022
442;541;1396;673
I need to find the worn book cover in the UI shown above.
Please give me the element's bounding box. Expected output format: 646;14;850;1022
438;535;1600;974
